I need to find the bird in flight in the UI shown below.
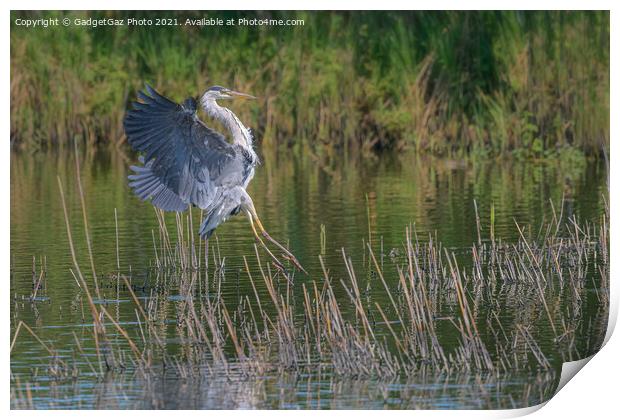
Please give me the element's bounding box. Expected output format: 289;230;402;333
123;84;305;273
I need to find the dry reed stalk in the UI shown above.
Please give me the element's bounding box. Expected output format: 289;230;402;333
10;321;68;370
100;306;141;359
73;139;100;298
58;176;106;373
514;222;557;337
114;208;120;271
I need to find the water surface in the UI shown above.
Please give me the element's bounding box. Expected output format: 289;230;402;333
10;149;608;409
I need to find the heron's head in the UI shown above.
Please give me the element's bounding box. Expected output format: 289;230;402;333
202;86;256;101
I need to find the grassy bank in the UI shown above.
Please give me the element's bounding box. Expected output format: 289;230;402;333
11;11;609;157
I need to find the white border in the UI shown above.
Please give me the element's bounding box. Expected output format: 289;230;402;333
3;2;617;419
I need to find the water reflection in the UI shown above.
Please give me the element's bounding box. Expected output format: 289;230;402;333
10;149;607;409
12;365;557;409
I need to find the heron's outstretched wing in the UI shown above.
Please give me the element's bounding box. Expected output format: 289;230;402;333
128;156;189;212
124;84;241;210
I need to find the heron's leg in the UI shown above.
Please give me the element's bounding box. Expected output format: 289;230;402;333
250;210;307;274
247;212;286;271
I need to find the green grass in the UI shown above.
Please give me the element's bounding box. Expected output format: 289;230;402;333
10;11;609;157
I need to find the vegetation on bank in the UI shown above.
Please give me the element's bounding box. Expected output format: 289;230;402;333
11;11;609;157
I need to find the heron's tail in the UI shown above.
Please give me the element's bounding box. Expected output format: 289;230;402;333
198;216;216;239
199;206;222;239
128;157;189;212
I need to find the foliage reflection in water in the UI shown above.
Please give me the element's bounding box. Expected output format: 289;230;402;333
10;149;608;409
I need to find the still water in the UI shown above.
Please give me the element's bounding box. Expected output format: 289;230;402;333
10;149;608;409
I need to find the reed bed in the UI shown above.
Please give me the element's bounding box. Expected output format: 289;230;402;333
9;158;609;408
10;181;609;410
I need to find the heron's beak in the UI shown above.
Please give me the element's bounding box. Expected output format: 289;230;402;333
229;90;257;100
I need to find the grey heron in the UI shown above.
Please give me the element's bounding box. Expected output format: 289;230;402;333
124;84;305;273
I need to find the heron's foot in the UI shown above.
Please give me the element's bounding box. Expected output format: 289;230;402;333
252;234;290;274
270;260;286;273
249;214;306;275
261;231;307;274
281;253;308;275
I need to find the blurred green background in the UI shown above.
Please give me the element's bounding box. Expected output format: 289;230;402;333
11;11;609;158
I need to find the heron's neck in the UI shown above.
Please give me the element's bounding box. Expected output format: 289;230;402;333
201;98;253;150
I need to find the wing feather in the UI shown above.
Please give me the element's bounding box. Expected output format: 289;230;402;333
128;158;188;212
124;84;243;210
